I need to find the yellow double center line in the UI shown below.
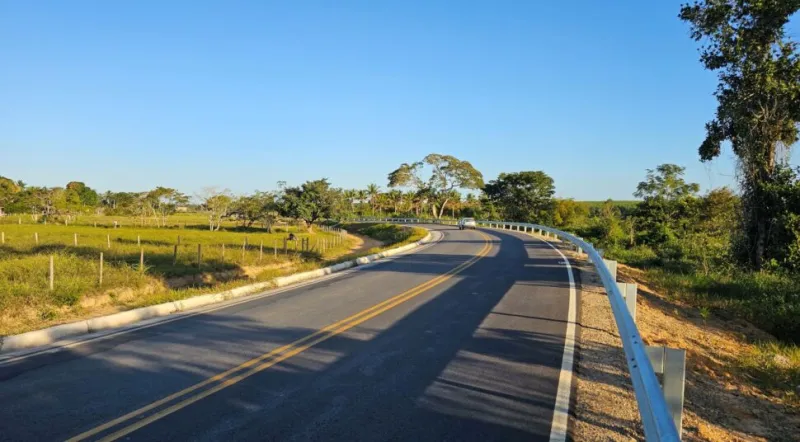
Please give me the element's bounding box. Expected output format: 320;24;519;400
68;231;493;442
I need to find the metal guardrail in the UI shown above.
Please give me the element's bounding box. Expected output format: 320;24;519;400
352;217;681;441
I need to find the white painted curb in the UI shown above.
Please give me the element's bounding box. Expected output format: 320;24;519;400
0;229;435;354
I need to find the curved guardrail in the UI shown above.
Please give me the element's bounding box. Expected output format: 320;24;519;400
352;217;681;441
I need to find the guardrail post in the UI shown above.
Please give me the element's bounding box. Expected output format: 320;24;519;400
616;282;637;321
646;346;686;439
603;259;617;280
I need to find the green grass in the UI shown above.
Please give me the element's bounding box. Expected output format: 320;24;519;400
738;341;800;406
577;200;640;210
341;223;427;250
0;219;355;335
641;268;800;344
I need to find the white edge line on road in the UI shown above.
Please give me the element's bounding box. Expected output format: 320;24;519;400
541;237;577;442
0;229;446;366
481;226;577;440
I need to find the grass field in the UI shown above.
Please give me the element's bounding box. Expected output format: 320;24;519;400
0;218;427;336
0;217;351;335
0;212;240;229
577;200;640;210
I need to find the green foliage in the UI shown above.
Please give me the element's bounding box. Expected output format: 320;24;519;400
0;220;353;335
387;153;484;219
552;198;589;229
738;341;800;403
739;165;800;272
66;181;99;207
344;223;426;247
645;268;800;344
483;171;554;223
279;179;338;228
0;176;22;209
229;191;277;229
633;164;701;248
680;0;800;268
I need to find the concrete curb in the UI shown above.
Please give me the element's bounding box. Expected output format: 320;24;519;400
0;229;436;355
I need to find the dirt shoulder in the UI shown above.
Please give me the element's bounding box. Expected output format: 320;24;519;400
571;254;800;441
346;232;384;253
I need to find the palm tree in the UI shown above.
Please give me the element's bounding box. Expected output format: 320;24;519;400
356;189;368;215
366;183;380;216
386;190;403;214
343;189;357;216
403;191;417;215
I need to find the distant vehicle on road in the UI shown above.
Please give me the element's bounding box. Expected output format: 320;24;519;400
458;217;477;230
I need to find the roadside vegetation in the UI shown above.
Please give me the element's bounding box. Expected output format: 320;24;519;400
341;223;427;252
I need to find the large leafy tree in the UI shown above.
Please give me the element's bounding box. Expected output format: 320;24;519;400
633;164;700;246
680;0;800;268
278;179;338;230
387;153;484;219
65;181;99;208
230;191;277;229
483;171;555;223
0;176;21;211
146;187;189;227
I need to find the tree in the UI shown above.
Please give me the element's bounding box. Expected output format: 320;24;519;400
483;171;555;222
683;187;740;274
65;181;99;208
201;187;233;231
552;198;589;229
366;183;381;215
230;191;277;228
0;176;21;211
633;164;700;246
387;154;484;218
386;190;403;214
147;187;188;227
278;179;337;230
680;0;800;268
597;200;627;248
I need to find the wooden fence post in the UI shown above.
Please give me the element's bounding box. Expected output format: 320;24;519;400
99;252;104;285
177;235;181;245
106;234;111;249
49;255;54;290
274;239;277;257
139;248;144;271
137;235;141;246
242;239;246;260
197;244;202;268
222;243;226;262
173;245;178;266
74;233;78;246
259;241;263;262
35;232;39;245
283;238;287;254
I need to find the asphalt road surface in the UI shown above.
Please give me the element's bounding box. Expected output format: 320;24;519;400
0;225;576;441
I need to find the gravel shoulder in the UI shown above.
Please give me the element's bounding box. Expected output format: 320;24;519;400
569;253;800;441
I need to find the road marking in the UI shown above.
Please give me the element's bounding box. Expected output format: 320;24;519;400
68;231;492;442
0;230;445;366
537;237;577;442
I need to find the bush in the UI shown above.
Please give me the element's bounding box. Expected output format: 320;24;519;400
344;223;426;246
646;269;800;343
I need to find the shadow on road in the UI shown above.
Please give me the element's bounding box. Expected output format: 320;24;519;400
0;227;583;441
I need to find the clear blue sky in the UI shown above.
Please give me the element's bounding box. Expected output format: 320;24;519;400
0;1;764;199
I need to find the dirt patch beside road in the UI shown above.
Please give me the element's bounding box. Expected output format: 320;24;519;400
571;255;800;441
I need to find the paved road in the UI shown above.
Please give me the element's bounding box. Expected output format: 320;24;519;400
0;225;576;441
